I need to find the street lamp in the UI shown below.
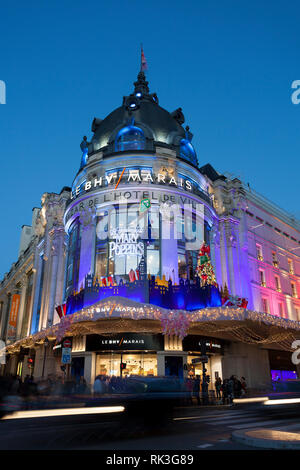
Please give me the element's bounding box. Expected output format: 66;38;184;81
200;339;209;405
41;337;49;378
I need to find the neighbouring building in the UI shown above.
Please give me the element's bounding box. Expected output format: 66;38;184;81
1;70;300;390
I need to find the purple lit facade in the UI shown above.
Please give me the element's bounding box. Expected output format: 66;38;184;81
1;71;300;389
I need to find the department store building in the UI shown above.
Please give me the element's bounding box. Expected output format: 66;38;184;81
1;71;300;390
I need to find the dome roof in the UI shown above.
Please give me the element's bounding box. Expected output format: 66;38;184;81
86;71;198;167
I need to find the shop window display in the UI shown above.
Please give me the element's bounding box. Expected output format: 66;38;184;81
96;353;157;377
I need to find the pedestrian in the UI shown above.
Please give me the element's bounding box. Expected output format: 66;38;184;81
78;376;89;394
215;377;222;402
192;375;201;405
241;377;247;396
11;375;20;395
233;376;242;398
221;379;228;405
185;377;194;405
93;375;105;395
228;376;235;404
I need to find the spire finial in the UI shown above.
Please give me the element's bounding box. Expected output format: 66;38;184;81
140;44;148;72
134;48;149;95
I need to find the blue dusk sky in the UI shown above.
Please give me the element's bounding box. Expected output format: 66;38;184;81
0;0;300;277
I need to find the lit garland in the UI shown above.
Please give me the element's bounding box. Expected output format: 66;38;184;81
5;296;300;353
161;310;190;339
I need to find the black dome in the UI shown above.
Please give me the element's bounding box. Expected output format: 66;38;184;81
86;71;198;167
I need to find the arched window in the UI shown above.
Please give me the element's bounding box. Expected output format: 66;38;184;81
115;125;145;152
65;219;81;299
180;139;197;165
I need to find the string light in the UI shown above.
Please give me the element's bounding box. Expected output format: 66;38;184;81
5;299;300;354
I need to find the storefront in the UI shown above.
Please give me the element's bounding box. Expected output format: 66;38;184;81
183;335;225;388
268;349;298;382
86;333;164;377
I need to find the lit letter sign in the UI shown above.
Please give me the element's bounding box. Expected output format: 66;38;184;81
109;227;144;258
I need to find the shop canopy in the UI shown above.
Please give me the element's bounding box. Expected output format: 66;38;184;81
4;296;300;354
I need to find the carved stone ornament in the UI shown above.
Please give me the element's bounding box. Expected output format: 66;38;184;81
80;207;96;229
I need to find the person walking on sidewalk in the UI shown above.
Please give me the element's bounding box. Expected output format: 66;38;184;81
241;376;247;396
215;377;222;402
192;375;201;405
228;376;235;404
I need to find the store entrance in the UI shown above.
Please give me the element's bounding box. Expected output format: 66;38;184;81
165;356;183;378
187;353;222;390
71;357;85;382
96;352;157;377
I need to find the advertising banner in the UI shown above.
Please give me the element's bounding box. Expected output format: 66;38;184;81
7;294;21;342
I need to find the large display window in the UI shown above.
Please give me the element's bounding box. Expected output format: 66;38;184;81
65;219;81;298
93;202;206;283
95;203;161;280
96;352;157;377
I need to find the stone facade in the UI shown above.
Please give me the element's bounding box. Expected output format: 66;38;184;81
1;72;300;388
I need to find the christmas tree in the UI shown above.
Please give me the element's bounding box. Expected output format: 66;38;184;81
196;243;217;287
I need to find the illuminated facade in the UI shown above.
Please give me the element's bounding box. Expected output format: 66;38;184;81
1;71;300;389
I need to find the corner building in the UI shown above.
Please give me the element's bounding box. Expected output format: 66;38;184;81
1;71;300;390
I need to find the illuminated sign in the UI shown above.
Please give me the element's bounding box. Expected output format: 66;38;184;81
182;335;224;354
86;333;164;351
109;227;144;258
65;189;204;226
71;169;193;199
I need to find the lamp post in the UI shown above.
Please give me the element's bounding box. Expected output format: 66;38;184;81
200;339;209;405
41;337;49;378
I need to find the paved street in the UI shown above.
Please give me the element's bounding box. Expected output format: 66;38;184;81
1;403;300;450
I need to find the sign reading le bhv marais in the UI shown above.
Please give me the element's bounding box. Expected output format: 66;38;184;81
86;333;164;352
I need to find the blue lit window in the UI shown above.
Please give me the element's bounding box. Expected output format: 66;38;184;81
180;139;197;165
115;125;145;152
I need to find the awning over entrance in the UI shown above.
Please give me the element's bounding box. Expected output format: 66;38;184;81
4;296;300;354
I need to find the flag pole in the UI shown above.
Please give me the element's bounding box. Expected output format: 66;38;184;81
140;43;143;72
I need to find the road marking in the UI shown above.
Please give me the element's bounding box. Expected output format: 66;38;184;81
229;419;294;430
174;411;254;421
205;413;260;422
206;416;262;425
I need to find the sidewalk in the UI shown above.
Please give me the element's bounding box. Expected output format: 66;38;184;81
232;424;300;449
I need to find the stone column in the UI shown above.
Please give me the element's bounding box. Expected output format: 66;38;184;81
160;205;180;283
47;228;65;327
29;244;44;335
223;218;240;296
157;351;165;376
236;209;254;309
78;208;96;289
84;352;96;386
16;275;28;340
210;222;222;287
38;229;52;331
218;219;230;291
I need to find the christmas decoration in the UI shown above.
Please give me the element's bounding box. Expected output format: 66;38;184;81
221;283;248;308
196;243;217;287
5;296;300;354
161;311;190;339
223;295;248;309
